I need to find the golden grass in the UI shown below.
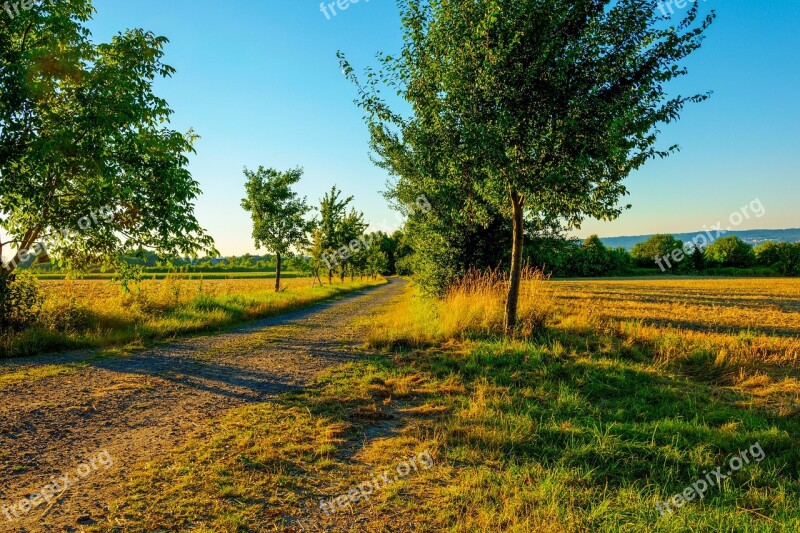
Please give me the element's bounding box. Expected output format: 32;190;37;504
1;276;386;357
97;276;800;531
549;278;800;367
369;275;800;417
367;268;554;348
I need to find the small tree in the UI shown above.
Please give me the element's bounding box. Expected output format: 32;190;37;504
754;241;784;267
705;236;755;268
241;167;314;292
689;242;706;272
337;209;368;282
342;0;714;334
315;187;364;284
631;234;685;271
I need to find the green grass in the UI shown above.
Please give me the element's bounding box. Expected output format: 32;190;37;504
94;335;800;531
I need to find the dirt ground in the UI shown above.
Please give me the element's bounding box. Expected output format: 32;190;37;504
0;279;405;532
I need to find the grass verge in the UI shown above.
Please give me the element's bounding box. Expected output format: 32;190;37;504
1;278;386;358
95;280;800;532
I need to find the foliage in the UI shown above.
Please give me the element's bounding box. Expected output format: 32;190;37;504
0;0;216;304
705;236;756;268
403;208;512;296
341;0;714;330
630;234;686;269
756;241;800;275
241;166;314;290
310;187;367;283
0;271;42;333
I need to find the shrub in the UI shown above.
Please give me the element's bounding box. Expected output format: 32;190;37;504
754;241;785;266
755;241;800;275
705;236;756;267
0;271;43;333
630;234;685;270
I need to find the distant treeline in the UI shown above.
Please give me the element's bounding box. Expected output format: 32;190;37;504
24;232;799;282
26;233;415;278
527;234;800;278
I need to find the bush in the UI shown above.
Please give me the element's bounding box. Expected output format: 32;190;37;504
754;241;784;266
755;241;800;275
0;271;43;333
630;234;685;270
705;236;755;267
776;243;800;276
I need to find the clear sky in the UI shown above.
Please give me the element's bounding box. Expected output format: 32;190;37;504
86;0;800;255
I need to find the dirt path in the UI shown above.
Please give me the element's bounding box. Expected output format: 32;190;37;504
0;279;406;532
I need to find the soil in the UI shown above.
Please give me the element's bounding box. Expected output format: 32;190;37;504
0;279;406;532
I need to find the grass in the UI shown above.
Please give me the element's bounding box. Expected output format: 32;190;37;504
31;271;308;281
93;276;800;531
0;276;386;358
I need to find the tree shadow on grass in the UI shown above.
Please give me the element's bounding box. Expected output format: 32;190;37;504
417;338;800;528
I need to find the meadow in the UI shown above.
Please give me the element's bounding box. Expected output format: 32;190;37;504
0;276;385;358
94;276;800;532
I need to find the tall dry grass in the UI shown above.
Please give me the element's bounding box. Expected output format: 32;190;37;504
439;267;554;338
367;267;554;348
1;276;385;358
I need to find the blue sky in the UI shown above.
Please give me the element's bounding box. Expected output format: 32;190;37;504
87;0;800;255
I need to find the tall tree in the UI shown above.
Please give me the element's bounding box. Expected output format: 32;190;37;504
241;167;313;292
341;0;714;333
0;0;216;290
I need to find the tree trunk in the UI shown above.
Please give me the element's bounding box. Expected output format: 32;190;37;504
328;269;333;285
504;190;525;335
274;252;282;292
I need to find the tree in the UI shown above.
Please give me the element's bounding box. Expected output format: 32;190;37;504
336;209;368;282
631;234;686;271
574;235;612;277
754;241;784;267
241;167;314;291
776;244;800;276
705;236;755;268
689;242;706;272
754;241;800;276
342;0;713;333
313;187;363;284
0;0;216;303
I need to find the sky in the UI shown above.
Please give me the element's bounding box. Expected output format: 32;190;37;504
83;0;800;256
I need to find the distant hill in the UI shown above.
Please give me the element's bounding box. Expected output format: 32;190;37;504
599;228;800;251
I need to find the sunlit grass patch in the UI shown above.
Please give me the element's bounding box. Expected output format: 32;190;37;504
1;277;386;358
97;277;800;531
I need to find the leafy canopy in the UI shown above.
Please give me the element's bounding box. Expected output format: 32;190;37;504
0;0;215;275
341;0;714;289
240;166;314;257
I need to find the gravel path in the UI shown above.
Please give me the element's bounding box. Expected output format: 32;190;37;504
0;278;405;532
